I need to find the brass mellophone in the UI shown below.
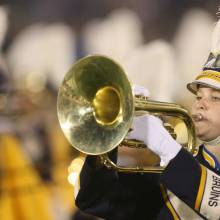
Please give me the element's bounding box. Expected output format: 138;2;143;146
57;55;196;173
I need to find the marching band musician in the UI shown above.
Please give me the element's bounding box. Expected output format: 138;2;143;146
72;21;220;220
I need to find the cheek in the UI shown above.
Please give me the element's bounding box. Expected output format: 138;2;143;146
212;119;220;131
207;109;220;130
191;102;198;114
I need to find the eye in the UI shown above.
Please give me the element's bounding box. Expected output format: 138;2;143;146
211;96;220;101
196;96;202;100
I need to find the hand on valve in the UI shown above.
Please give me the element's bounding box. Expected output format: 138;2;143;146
129;84;181;167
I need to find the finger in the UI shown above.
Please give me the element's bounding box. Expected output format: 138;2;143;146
126;130;135;140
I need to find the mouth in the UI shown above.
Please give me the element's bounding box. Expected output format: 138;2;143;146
191;113;205;122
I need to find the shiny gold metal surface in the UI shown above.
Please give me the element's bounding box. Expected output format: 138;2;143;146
57;55;133;155
57;55;196;173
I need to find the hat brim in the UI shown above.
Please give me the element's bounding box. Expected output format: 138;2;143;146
187;78;220;94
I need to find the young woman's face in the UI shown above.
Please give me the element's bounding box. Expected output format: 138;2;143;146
191;86;220;141
192;86;220;141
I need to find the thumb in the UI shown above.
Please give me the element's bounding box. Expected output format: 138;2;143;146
126;129;136;140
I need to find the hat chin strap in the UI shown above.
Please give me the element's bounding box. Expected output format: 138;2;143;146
203;135;220;146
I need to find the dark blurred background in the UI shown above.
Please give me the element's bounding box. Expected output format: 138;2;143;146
0;1;220;220
2;0;220;52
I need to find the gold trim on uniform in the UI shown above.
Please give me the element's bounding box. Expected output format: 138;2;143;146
202;148;215;169
160;185;180;220
195;165;207;211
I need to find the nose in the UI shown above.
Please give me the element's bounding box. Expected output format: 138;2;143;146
195;97;209;110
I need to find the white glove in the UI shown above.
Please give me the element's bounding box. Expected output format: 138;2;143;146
127;114;181;166
132;84;150;97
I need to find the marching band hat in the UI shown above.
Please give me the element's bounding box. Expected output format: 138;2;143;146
187;53;220;94
187;20;220;94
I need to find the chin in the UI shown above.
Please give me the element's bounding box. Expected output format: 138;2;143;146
196;132;209;142
198;134;217;142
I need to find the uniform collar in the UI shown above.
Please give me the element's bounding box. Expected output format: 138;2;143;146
202;144;220;171
202;135;220;146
